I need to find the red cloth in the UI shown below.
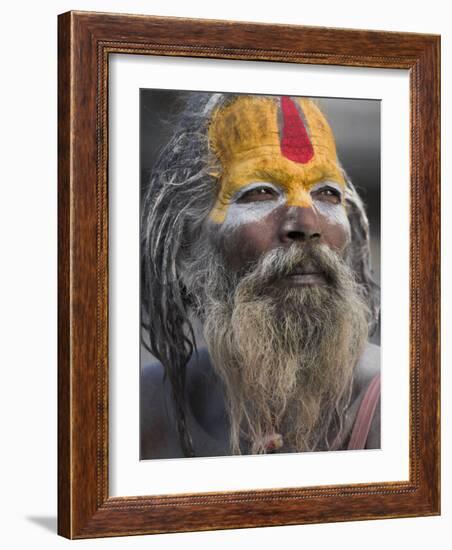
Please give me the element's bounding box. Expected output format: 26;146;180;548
348;373;381;450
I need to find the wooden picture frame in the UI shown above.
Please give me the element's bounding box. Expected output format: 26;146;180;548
58;10;440;538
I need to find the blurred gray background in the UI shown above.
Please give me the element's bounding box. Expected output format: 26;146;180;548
140;90;381;363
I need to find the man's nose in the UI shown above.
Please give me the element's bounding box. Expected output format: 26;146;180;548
279;206;321;244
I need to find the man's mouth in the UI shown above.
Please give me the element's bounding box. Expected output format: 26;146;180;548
283;264;327;286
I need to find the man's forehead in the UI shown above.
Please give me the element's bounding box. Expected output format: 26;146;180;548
207;95;345;223
209;95;339;164
223;154;344;191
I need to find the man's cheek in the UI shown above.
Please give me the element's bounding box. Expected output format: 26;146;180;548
210;214;277;271
316;203;351;251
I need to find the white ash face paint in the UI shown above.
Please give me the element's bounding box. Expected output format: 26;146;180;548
310;180;351;236
213;179;351;241
220;182;285;231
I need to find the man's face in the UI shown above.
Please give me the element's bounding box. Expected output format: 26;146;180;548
181;95;370;454
205;95;351;276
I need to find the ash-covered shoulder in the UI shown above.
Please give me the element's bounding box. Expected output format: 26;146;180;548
140;358;165;389
140;348;223;459
353;341;381;396
140;348;213;399
140;359;181;459
347;341;381;450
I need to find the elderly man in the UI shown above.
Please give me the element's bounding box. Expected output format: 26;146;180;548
140;93;380;459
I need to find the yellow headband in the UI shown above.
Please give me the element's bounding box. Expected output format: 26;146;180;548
208;96;345;224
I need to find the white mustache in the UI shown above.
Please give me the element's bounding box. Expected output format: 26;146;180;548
236;244;346;291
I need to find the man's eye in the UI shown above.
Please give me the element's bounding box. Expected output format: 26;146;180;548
237;186;278;203
312;187;342;204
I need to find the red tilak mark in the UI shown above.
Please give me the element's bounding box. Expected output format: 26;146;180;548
280;96;314;164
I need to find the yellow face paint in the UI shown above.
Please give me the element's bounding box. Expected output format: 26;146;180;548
208;96;346;224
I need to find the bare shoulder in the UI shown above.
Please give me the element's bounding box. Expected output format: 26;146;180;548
140;361;183;459
140;349;227;459
349;341;381;450
353;341;381;396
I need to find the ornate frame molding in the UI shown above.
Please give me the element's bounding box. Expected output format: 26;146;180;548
58;11;440;538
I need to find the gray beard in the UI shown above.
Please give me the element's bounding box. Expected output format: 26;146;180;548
183;242;370;455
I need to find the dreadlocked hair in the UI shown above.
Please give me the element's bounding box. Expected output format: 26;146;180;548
342;172;380;336
141;93;225;457
141;92;380;457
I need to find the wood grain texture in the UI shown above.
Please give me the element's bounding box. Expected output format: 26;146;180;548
57;10;72;538
57;10;440;539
